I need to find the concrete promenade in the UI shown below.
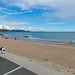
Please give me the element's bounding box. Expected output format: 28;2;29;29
0;52;65;75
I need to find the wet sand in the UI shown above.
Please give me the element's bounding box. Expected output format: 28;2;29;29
0;37;75;71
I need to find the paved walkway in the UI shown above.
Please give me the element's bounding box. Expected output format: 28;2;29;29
0;52;65;75
0;56;37;75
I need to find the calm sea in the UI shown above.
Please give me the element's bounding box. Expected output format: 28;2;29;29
0;32;75;46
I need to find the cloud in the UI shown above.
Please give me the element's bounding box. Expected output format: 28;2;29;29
0;24;11;30
0;7;4;10
2;0;75;20
0;20;29;25
0;15;8;19
2;0;62;10
0;6;32;15
4;10;32;15
0;7;7;11
47;22;67;25
0;7;12;12
29;27;32;30
27;27;45;31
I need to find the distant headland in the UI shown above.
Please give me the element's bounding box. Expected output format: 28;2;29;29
0;29;30;32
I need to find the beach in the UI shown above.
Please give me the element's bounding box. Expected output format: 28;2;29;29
0;37;75;74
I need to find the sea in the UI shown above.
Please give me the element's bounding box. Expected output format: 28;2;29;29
0;32;75;47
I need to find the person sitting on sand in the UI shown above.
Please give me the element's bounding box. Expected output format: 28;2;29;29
1;47;5;54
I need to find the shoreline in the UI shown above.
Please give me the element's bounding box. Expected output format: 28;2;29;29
0;36;75;74
3;36;75;47
0;33;75;47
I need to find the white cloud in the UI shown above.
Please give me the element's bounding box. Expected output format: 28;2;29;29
0;7;3;10
27;27;45;31
0;24;26;30
29;27;32;30
0;15;8;19
4;10;32;15
0;20;29;25
2;0;62;10
0;24;11;30
47;22;67;25
20;27;25;30
0;7;12;12
2;0;75;20
0;7;32;15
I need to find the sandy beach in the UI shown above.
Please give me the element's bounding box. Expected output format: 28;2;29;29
0;37;75;74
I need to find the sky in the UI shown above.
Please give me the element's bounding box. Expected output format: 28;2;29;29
0;0;75;31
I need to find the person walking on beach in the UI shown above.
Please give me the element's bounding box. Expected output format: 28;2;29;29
1;47;5;54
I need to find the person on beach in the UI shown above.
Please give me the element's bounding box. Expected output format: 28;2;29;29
15;37;16;40
5;37;8;39
1;47;5;54
70;40;72;44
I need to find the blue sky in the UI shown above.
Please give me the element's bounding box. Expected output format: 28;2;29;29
0;0;75;31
